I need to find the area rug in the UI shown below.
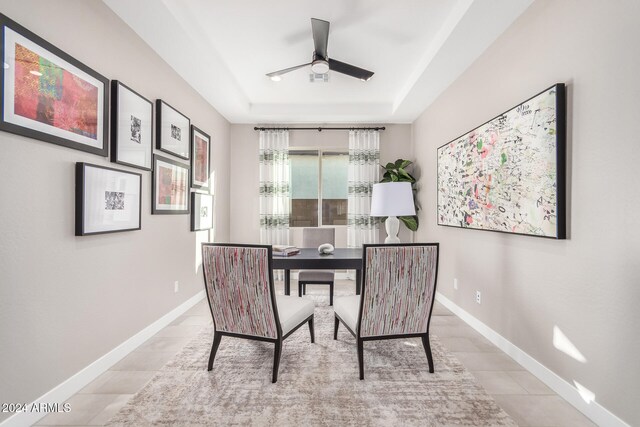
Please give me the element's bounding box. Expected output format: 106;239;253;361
107;298;517;426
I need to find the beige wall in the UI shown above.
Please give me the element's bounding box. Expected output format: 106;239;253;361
229;124;414;246
412;1;640;424
0;1;230;419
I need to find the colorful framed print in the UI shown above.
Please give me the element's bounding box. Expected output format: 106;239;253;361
75;163;142;236
191;192;213;231
152;155;189;214
190;125;210;190
437;83;566;239
156;99;189;159
0;13;108;156
111;81;152;170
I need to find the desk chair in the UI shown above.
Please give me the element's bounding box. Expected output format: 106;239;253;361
298;227;335;305
202;243;315;383
333;243;439;379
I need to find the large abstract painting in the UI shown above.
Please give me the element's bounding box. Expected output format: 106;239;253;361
437;84;566;239
0;13;108;156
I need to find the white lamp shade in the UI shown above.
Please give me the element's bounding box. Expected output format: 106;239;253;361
370;182;416;217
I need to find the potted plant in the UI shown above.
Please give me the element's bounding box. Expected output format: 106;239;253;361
380;159;419;231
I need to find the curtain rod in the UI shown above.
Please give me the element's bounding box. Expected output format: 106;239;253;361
253;126;385;132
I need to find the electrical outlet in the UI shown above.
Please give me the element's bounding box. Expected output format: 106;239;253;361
454;278;459;290
475;290;481;304
174;281;179;293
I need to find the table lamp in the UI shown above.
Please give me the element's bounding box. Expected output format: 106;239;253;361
369;182;416;243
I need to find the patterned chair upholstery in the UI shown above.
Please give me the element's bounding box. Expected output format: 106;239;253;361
333;243;439;379
298;228;336;305
202;243;315;383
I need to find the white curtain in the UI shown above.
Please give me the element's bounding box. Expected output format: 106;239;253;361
347;130;380;248
259;130;290;246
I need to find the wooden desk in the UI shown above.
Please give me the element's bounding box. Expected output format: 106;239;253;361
272;248;363;295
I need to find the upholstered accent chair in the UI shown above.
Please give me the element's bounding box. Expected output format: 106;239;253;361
298;227;336;305
333;243;439;379
202;243;315;383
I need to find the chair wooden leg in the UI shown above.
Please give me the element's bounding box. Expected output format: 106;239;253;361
358;338;365;380
422;334;434;373
308;317;315;343
333;315;339;340
208;331;222;371
329;281;334;306
298;282;303;297
302;283;306;295
272;340;282;383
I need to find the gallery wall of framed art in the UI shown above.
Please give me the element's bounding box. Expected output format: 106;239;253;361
437;83;566;239
0;13;109;156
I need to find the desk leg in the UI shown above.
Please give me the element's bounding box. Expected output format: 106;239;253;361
355;269;361;295
284;270;291;295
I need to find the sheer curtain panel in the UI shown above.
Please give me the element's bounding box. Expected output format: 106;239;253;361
347;130;380;248
259;130;290;246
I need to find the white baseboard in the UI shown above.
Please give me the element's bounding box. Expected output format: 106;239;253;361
435;292;629;427
1;291;205;427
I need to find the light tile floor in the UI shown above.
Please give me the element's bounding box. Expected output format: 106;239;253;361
36;280;595;427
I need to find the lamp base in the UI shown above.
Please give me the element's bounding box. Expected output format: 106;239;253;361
384;216;401;244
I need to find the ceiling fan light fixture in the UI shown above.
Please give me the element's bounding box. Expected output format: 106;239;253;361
269;75;282;82
311;59;329;74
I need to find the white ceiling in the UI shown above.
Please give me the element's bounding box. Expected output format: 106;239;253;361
104;0;533;124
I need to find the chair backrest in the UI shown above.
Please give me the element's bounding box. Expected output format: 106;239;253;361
201;244;280;339
303;227;335;247
358;244;439;338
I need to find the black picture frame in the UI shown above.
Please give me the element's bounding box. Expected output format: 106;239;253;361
152;154;190;214
436;83;566;239
75;162;142;236
0;13;109;156
190;125;211;190
111;80;153;170
156;99;190;160
191;192;214;231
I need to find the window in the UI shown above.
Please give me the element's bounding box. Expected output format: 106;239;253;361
290;150;348;227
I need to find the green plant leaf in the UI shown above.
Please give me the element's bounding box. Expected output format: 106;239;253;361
394;159;405;169
391;173;399;182
400;159;412;169
399;216;418;231
385;162;396;170
397;168;414;182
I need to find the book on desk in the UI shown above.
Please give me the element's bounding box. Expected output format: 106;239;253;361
272;245;299;257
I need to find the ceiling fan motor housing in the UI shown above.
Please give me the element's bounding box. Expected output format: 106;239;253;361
311;52;329;74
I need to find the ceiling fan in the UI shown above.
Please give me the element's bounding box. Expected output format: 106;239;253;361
266;18;374;82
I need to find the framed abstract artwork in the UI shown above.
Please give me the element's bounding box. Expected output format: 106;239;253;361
111;80;152;170
0;13;108;156
75;162;142;236
152;155;189;214
191;192;213;231
437;83;566;239
190;125;210;190
156;99;189;159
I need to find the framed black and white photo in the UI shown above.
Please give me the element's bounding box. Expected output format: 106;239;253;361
111;81;153;170
191;192;213;231
156;99;190;159
152;155;189;214
75;162;142;236
0;13;109;156
190;125;210;190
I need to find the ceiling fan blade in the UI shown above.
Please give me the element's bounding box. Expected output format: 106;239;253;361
266;63;311;78
328;59;374;81
311;18;330;59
